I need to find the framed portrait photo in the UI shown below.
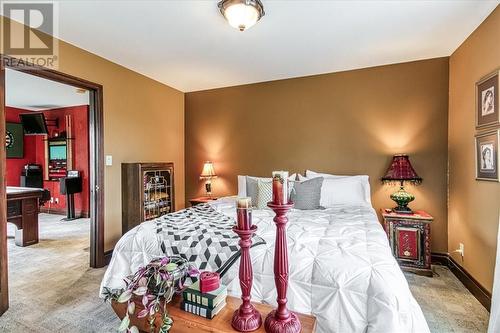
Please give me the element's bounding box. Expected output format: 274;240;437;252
475;130;499;181
476;69;499;129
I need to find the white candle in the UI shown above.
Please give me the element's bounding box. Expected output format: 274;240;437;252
237;197;251;209
272;171;289;205
236;197;252;230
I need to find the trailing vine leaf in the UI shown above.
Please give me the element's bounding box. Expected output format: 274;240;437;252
133;286;148;296
165;263;178;272
118;314;130;332
138;277;147;287
118;290;132;303
137;309;148;319
109;256;199;333
160;322;172;333
127;301;135;315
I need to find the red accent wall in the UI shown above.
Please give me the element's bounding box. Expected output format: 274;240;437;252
5;107;38;186
5;105;90;216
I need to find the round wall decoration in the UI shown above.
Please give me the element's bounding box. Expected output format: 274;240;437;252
5;130;14;149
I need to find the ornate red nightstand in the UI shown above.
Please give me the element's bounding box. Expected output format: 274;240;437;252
381;209;433;277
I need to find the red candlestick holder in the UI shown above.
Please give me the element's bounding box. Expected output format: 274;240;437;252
265;202;301;333
232;224;262;332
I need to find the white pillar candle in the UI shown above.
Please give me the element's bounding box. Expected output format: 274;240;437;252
237;197;252;209
272;171;289;205
236;197;252;230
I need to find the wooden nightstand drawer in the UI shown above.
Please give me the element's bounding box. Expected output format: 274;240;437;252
381;209;433;277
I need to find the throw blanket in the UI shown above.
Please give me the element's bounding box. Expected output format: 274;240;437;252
100;203;265;293
155;204;265;276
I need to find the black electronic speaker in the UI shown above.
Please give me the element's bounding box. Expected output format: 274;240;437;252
20;164;43;188
59;171;83;221
59;176;82;195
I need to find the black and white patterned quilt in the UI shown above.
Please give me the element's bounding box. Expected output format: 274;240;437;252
155;204;265;276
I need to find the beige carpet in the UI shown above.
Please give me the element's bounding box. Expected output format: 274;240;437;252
0;213;491;332
0;213;119;332
406;266;490;333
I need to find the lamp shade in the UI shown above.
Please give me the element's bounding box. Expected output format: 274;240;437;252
200;161;217;179
382;154;422;184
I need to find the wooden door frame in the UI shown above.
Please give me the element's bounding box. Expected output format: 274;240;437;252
0;57;105;280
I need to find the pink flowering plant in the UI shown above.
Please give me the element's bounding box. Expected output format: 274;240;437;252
104;256;199;333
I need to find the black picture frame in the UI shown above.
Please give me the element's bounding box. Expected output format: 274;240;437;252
475;130;499;181
476;70;500;129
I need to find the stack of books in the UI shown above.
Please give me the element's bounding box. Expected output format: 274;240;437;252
181;280;227;319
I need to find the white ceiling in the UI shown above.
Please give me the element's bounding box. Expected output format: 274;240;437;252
28;1;500;91
5;69;89;111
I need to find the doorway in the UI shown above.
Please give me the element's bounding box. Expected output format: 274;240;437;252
0;56;105;314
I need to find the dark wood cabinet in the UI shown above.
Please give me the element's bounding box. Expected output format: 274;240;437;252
121;163;174;234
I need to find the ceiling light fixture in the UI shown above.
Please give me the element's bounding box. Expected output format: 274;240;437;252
218;0;265;32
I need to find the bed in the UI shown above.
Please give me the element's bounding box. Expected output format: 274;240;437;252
100;196;429;333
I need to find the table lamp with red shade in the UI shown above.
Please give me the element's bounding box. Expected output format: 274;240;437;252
200;161;217;197
381;154;422;214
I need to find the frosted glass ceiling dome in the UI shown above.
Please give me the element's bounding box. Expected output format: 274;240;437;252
218;0;265;31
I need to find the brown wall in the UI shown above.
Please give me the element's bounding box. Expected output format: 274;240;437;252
58;41;185;252
185;58;450;252
2;17;185;251
448;6;500;292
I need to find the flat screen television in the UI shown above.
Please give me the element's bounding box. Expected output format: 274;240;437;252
49;145;66;160
20;112;48;135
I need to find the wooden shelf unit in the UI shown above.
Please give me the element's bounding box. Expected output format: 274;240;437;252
121;162;175;234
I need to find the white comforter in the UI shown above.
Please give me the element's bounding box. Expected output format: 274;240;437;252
101;198;429;333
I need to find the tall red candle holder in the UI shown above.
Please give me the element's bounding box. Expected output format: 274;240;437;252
232;224;262;332
265;202;301;333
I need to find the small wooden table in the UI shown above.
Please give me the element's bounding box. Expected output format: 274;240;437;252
112;294;317;333
189;196;219;206
7;187;44;247
381;209;433;277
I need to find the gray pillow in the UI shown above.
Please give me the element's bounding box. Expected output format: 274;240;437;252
290;177;323;210
256;179;273;209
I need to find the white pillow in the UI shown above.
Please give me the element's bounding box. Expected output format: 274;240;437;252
306;170;345;178
303;170;371;206
297;174;308;182
237;175;247;197
237;174;297;198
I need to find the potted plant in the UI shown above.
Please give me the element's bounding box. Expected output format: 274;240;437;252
104;256;199;333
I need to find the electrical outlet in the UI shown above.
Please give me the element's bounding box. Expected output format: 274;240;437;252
55;198;59;204
459;243;464;258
